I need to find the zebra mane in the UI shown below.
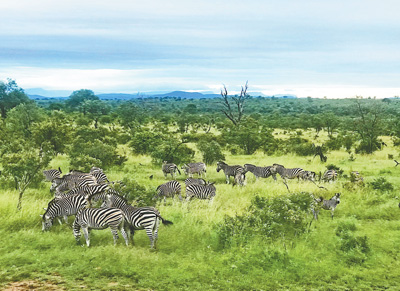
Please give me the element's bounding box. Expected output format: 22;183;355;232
272;163;285;167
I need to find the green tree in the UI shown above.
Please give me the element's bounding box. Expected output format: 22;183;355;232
0;79;31;118
80;100;111;128
197;140;225;165
66;89;99;110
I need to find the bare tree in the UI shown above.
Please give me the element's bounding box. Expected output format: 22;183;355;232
219;82;249;126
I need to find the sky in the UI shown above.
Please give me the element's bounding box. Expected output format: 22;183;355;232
0;0;399;98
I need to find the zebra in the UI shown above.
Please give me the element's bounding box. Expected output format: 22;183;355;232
184;178;207;186
216;161;245;185
43;167;62;182
321;170;338;182
41;195;87;231
73;207;129;247
101;193;173;248
181;162;207;178
185;183;216;202
162;161;181;179
350;171;364;183
299;171;316;182
243;164;277;181
50;173;98;193
55;183;109;200
312;193;341;220
90;167;109;184
154;180;182;204
270;164;305;181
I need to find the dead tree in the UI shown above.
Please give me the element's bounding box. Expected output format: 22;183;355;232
312;144;327;162
219;82;249;126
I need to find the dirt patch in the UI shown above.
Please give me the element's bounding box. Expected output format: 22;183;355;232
3;280;64;291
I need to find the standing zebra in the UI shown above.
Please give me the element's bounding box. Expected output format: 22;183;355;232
43;167;62;182
41;195;87;230
321;170;338;182
154;180;182;204
184;178;207;186
50;173;98;193
162;161;181;179
270;164;305;181
89;167;109;184
312;193;341;220
185;183;216;202
181;162;207;178
73;207;129;247
243;164;277;181
101;193;173;249
216;161;245;185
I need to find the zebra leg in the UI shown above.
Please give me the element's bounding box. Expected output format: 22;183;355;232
110;227;119;246
63;215;68;224
145;227;155;249
153;219;160;249
57;217;63;225
73;222;82;244
120;226;129;246
331;210;335;220
82;226;90;247
226;175;229;184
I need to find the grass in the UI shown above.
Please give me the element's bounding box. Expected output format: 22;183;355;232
1;142;400;290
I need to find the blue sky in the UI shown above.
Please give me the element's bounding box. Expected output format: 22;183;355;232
0;0;399;98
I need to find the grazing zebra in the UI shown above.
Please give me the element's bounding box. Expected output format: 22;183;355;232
89;167;109;184
154;180;182;204
181;162;207;177
312;193;341;220
50;173;98;193
216;161;245;185
73;207;129;247
162;161;181;179
185;183;216;202
55;183;109;200
43;167;62;182
350;171;364;183
299;171;316;181
101;193;173;249
321;170;338;182
270;164;305;181
41;195;87;230
243;164;277;181
184;178;207;186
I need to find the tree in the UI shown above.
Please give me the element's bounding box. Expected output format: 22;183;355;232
219;82;249;126
0;79;31;118
66;89;99;110
197;140;225;165
352;98;384;154
80;100;111;128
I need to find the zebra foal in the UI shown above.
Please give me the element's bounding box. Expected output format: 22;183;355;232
312;193;341;220
73;207;129;247
181;162;207;178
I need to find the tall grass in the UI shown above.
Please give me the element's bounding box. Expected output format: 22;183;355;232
1;143;400;290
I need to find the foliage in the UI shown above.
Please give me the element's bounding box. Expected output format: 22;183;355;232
285;136;314;156
216;193;314;248
150;139;195;165
197;140;225;165
368;177;394;192
0;79;31;118
110;178;156;207
66;89;99;110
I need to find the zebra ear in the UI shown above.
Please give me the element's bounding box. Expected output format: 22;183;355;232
58;167;62;173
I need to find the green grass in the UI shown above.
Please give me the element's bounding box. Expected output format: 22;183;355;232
1;143;400;290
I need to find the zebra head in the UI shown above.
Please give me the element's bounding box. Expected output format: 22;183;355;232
271;163;284;174
216;161;226;172
50;178;63;192
333;193;341;204
41;214;53;231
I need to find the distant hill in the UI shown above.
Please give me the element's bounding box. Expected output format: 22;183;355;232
27;88;298;100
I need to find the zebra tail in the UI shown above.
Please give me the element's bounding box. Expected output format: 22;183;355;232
157;214;173;225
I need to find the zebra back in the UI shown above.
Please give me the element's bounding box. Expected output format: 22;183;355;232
43;167;62;182
244;164;275;179
271;164;304;180
186;183;216;200
322;170;338;182
184;178;206;186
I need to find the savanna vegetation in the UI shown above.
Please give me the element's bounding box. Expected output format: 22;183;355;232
1;79;400;290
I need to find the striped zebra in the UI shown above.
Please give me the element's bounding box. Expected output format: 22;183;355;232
184;178;207;186
243;164;277;181
216;161;246;185
101;193;173;248
181;162;207;178
90;167;109;184
154;180;182;204
41;195;87;230
55;183;109;200
162;161;181;179
43;167;62;182
313;193;341;220
299;171;316;181
321;170;338;182
270;164;305;181
50;173;98;193
73;207;129;247
185;183;216;202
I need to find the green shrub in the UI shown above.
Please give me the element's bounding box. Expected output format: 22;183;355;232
368;177;394;192
216;192;314;248
110;178;155;207
197;140;225;165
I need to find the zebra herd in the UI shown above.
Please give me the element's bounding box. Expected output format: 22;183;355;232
41;161;357;247
41;167;172;248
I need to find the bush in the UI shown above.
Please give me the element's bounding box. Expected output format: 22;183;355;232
216;192;314;248
197;140;225;165
368;177;394;192
110;178;155;207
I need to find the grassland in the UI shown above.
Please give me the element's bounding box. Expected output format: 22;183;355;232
1;134;400;290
